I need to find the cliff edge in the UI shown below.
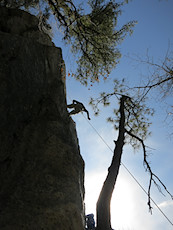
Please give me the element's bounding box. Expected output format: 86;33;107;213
0;7;85;230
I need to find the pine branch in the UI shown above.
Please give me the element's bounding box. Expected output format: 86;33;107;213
136;76;173;90
125;129;173;213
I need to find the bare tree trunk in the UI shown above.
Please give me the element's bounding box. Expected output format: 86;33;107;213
96;96;126;230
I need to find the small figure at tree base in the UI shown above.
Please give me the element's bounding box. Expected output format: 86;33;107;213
85;214;95;230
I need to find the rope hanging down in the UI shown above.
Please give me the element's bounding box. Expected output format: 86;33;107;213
67;95;173;227
81;112;173;227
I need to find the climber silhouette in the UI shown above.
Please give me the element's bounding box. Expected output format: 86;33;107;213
67;100;91;120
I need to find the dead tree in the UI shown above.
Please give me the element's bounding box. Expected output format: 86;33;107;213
90;93;173;230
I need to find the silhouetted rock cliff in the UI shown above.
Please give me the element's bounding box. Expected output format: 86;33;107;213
0;7;85;230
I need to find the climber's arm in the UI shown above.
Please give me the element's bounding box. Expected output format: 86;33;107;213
84;109;91;120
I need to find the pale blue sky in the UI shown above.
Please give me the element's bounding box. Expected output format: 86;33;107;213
52;0;173;229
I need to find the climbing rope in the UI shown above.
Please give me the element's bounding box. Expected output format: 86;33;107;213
67;95;173;227
81;112;173;227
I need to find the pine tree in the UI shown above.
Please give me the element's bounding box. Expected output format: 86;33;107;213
1;0;136;85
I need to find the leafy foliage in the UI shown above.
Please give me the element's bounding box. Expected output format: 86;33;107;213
133;49;173;99
130;49;173;133
90;79;154;148
90;82;173;214
1;0;137;85
0;0;40;8
67;0;136;85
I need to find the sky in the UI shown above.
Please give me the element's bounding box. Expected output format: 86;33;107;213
52;0;173;229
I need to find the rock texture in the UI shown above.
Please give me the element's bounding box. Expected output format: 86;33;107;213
0;7;85;230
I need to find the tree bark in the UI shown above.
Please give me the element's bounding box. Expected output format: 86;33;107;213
96;96;126;230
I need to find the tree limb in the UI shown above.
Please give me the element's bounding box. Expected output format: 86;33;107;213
125;129;173;213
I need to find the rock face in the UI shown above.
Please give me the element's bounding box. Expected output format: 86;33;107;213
0;7;85;230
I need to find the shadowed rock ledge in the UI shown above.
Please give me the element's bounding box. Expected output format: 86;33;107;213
0;7;85;230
